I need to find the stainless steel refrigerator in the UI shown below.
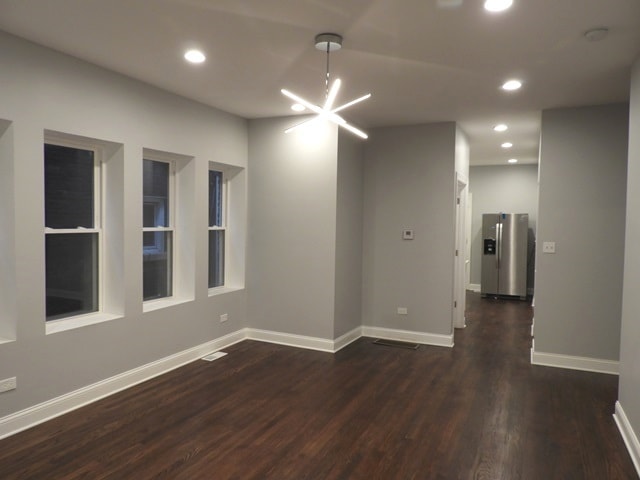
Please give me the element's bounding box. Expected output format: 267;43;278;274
481;213;529;298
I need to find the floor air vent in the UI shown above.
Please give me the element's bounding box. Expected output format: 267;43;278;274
373;339;420;350
201;351;228;362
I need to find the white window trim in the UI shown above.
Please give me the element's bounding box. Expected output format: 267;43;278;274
143;157;176;303
44;139;105;323
208;169;227;292
46;312;123;335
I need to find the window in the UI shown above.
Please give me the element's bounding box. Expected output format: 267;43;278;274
143;158;173;300
208;169;225;288
44;143;100;320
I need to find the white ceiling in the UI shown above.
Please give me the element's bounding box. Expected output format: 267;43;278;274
1;0;639;166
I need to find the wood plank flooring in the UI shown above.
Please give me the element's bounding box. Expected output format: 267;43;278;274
0;293;636;479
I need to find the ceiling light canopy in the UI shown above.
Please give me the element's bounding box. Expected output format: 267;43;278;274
501;79;522;91
501;142;513;148
281;33;371;139
184;49;206;64
494;124;508;132
484;0;513;12
508;158;518;164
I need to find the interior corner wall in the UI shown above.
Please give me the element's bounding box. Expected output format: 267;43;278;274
0;31;248;419
334;132;365;338
618;56;640;451
247;118;339;339
455;126;470;180
535;103;628;361
362;123;457;336
469;164;539;288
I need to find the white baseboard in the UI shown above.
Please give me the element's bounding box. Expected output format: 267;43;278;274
468;283;481;293
362;326;454;348
246;328;335;353
333;327;363;352
530;346;619;375
0;329;246;440
614;401;640;477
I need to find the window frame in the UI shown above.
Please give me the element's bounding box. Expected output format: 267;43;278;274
208;168;227;290
44;139;104;321
142;157;176;302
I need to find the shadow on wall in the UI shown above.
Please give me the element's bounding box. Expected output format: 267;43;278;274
527;228;536;294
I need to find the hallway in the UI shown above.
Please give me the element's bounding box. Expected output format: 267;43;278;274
457;292;634;479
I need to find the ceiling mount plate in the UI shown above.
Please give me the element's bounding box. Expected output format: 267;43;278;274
315;33;343;52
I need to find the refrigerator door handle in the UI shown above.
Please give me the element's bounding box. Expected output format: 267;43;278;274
496;221;502;271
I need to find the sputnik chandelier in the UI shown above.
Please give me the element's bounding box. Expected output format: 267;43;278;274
281;33;371;139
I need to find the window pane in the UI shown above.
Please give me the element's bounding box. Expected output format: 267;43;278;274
45;144;94;229
209;170;223;227
208;230;225;288
143;231;172;300
46;233;98;320
143;160;169;227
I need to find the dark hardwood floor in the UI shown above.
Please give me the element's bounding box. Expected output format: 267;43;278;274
0;292;636;479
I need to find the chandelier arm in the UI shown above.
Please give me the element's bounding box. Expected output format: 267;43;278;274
339;122;369;139
323;78;341;111
331;93;372;114
281;89;324;115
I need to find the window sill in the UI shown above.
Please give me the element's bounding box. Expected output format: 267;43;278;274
143;296;193;313
0;336;15;345
208;286;244;297
46;312;122;335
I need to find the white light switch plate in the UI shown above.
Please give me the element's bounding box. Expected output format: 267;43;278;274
543;241;556;254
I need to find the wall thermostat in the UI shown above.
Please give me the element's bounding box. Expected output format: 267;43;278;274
402;229;414;240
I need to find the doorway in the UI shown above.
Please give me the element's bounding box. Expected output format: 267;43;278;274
453;174;468;330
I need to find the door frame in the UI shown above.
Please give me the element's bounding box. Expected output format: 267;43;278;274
453;173;468;330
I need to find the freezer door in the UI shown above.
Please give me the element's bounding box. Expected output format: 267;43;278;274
481;214;500;295
497;214;529;296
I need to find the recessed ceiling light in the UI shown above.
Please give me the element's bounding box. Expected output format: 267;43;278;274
508;158;518;164
501;142;513;148
494;124;508;132
484;0;513;12
184;49;206;64
501;79;522;91
291;103;305;112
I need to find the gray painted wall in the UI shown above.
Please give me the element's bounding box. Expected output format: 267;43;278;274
469;164;538;288
247;117;339;339
362;123;457;336
535;103;628;360
0;32;248;417
618;57;640;450
334;133;365;338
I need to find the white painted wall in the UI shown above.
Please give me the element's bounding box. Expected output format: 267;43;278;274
618;56;640;463
0;32;248;417
362;123;457;337
534;103;628;361
334;133;365;338
247;118;339;339
0;121;16;341
469;164;538;288
455;126;470;181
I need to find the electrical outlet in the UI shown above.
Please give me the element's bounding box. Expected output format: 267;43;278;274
0;377;17;393
220;313;228;323
397;307;408;315
543;241;556;254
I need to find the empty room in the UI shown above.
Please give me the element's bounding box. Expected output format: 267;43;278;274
1;1;640;478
